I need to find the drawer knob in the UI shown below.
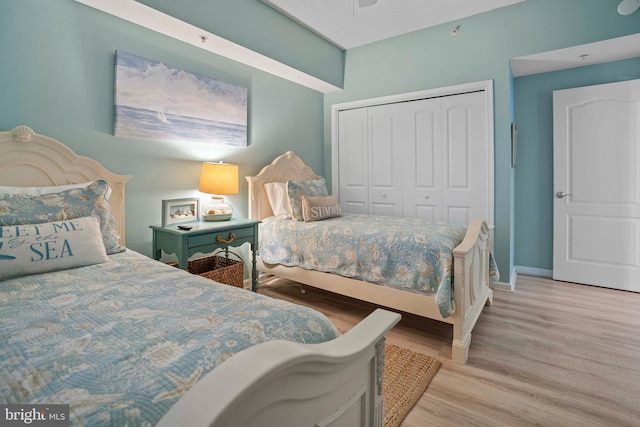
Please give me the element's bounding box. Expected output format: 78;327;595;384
216;232;236;244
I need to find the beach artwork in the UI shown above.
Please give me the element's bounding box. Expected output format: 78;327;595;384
114;51;248;147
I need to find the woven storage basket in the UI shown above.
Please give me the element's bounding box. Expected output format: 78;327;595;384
170;251;244;288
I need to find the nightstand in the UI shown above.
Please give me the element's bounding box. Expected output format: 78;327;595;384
150;219;260;291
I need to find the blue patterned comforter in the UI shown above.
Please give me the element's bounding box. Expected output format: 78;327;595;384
0;250;339;426
259;214;489;318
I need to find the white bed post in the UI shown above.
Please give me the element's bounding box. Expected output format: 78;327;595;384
374;338;385;426
451;220;493;364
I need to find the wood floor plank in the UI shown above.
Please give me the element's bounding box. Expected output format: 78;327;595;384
259;274;640;426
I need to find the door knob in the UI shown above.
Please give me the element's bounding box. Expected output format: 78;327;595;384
555;191;572;199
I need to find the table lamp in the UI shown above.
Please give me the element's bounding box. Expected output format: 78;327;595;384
198;162;238;221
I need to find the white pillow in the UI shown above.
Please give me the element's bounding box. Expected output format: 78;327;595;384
0;181;112;199
264;182;292;219
0;216;109;281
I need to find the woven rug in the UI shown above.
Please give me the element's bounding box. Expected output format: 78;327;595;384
383;343;442;427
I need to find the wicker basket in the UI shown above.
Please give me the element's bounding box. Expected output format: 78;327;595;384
170;251;244;288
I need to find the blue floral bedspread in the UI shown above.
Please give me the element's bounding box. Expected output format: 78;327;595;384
0;250;339;426
260;214;497;318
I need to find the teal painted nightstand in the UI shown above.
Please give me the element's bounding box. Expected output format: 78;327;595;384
150;218;260;292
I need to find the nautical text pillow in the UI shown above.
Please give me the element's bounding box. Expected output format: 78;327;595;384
0;216;109;281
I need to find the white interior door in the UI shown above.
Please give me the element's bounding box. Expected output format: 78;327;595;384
553;79;640;291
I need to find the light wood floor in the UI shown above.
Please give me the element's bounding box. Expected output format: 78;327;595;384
258;274;640;427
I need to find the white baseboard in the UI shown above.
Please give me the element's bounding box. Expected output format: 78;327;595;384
515;265;553;278
491;266;553;292
492;268;516;292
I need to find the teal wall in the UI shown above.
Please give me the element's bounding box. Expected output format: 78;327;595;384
323;0;640;284
137;0;345;88
1;0;638;279
0;0;326;256
514;57;640;272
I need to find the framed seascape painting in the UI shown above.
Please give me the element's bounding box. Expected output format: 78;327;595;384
114;50;248;147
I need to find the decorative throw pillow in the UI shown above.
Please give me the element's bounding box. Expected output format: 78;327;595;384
0;216;109;281
301;195;342;222
264;182;292;219
0;180;124;254
0;181;111;198
287;178;329;221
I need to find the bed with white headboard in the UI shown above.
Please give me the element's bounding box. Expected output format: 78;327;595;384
247;151;496;364
0;125;129;244
0;126;400;427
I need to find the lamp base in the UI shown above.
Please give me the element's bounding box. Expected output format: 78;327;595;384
202;196;233;221
203;213;232;222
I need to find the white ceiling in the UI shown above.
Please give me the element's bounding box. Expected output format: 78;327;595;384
510;33;640;77
263;0;640;77
261;0;525;49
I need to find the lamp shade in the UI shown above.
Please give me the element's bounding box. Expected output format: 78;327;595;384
198;162;238;195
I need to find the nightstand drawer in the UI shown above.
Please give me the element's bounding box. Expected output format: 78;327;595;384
151;218;260;291
188;226;254;249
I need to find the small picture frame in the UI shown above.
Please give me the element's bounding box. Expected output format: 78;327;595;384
162;198;200;227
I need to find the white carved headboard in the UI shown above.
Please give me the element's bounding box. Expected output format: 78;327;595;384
0;126;131;245
245;151;322;221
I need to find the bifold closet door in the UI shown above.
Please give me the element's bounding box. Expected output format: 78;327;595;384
401;92;487;223
441;91;488;224
337;108;368;214
401;98;443;219
337;90;488;223
367;103;404;216
337;104;404;216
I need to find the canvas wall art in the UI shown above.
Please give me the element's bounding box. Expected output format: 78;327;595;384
114;50;248;147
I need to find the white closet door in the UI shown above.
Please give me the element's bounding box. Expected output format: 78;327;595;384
441;91;488;224
368;104;404;216
402;98;443;219
337;108;368;214
335;87;490;224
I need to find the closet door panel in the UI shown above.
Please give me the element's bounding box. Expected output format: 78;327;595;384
447;206;471;225
442;92;487;223
338;109;368;214
334;85;492;225
402;99;442;219
369;105;403;216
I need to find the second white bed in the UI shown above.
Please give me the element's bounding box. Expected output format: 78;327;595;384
247;151;495;364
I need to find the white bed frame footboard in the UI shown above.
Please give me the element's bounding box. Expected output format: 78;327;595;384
2;128;403;427
158;308;401;427
247;151;494;364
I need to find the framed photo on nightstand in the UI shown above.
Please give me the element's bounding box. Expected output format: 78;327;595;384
162;198;199;227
